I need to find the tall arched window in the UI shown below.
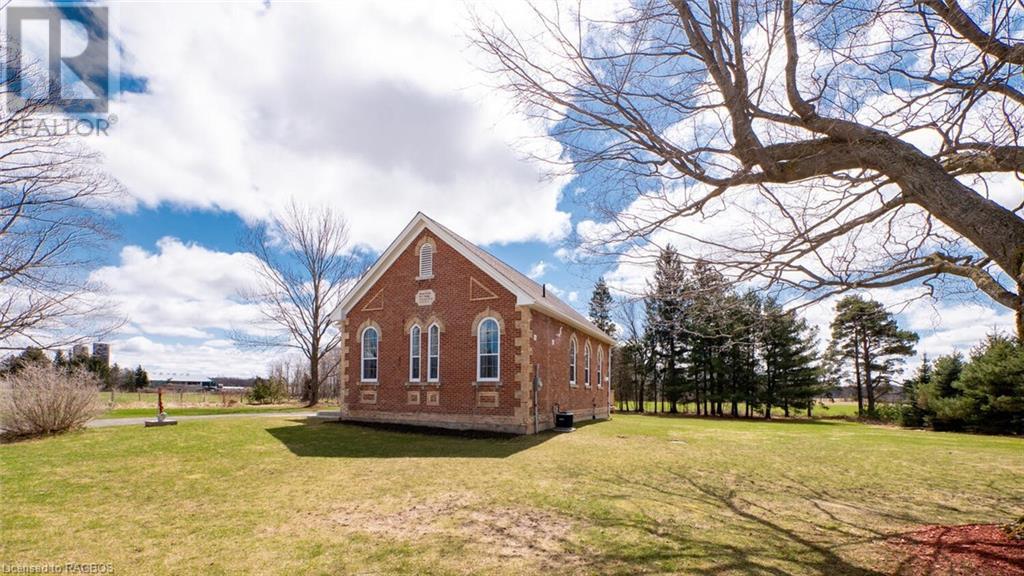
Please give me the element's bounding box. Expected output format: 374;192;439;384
419;243;434;278
409;325;421;382
477;318;500;381
597;347;604;389
584;343;591;387
568;338;577;387
427;324;440;382
361;327;379;382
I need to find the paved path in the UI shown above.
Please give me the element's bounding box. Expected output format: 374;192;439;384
87;411;321;428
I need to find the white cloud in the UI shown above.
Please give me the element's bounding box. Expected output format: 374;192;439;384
527;260;551;279
89;237;263;340
108;335;270;377
95;2;578;251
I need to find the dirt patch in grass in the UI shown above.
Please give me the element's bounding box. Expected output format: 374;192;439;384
887;524;1024;576
277;492;583;568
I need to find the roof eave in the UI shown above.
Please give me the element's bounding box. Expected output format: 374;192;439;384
526;301;617;346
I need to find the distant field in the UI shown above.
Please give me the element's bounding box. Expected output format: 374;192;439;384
102;390;245;407
101;406;314;418
97;390;337;418
2;414;1020;575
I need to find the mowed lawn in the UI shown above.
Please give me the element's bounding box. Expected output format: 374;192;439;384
1;415;1021;575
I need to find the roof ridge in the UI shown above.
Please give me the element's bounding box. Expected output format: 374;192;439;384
420;215;608;340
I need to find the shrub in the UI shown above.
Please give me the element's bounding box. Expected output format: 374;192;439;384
246;376;287;405
873;403;903;424
0;364;102;437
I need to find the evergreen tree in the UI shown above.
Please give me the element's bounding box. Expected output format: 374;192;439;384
646;246;688;413
133;366;150;391
0;347;50;375
955;335;1024;434
588;277;616;337
900;355;931;426
761;298;821;418
829;296;918;416
687;261;730;416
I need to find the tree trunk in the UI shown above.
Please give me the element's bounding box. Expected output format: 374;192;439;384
852;331;864;416
862;339;875;415
306;345;321;407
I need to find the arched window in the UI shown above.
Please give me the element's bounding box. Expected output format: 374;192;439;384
597;347;604;389
361;327;379;382
568;338;577;387
409;325;421;382
427;324;440;382
419;243;434;278
584;343;592;387
477;318;500;381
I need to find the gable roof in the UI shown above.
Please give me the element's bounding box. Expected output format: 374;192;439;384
333;212;615;346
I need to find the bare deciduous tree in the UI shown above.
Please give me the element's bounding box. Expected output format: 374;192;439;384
0;39;123;349
472;1;1024;336
235;201;363;406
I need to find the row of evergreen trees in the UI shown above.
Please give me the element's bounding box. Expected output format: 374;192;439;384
901;335;1023;434
588;249;1020;435
604;247;824;419
2;347;149;391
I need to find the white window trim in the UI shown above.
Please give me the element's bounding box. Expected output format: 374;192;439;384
476;317;501;382
409;325;421;383
584;342;591;388
569;337;577;387
427;323;440;382
597;347;604;389
418;243;434;279
360;326;379;383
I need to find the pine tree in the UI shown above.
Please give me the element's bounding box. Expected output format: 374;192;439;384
0;347;50;375
900;355;931;426
646;246;688;413
588;277;616;337
829;296;918;416
133;366;149;391
761;298;821;418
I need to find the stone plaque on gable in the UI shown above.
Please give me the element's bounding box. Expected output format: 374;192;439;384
415;289;435;306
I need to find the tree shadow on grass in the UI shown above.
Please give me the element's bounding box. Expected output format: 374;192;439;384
265;417;554;459
578;471;895;575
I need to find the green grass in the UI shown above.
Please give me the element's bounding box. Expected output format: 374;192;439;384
2;415;1021;575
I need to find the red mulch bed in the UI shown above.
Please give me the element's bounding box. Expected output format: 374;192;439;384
887;524;1024;576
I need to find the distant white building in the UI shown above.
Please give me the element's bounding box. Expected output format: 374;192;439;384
148;373;214;388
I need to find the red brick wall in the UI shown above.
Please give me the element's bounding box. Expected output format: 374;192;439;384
340;230;526;431
529;311;612;429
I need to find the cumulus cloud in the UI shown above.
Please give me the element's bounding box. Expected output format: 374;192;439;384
96;2;574;250
89;237;262;339
108;335;270;377
527;260;551;279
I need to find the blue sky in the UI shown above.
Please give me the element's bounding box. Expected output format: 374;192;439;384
46;1;1016;376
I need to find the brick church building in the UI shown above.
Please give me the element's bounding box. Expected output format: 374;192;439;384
332;213;615;434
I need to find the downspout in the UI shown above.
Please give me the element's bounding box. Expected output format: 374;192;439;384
532;363;542;433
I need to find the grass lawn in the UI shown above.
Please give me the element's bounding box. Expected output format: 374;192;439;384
1;414;1021;575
